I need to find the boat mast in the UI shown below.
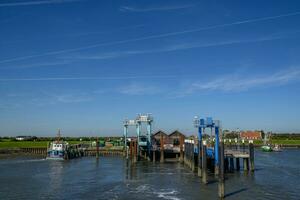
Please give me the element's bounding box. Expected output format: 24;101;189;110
56;129;61;143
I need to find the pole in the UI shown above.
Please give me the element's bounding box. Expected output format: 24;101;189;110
136;123;140;161
215;126;220;176
180;135;184;163
133;141;137;163
198;127;202;177
147;122;151;161
202;142;207;184
96;137;99;159
249;143;255;171
218;142;225;198
191;140;195;172
160;134;164;163
124;126;128;158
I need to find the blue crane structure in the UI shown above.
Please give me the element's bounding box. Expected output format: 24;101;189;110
194;116;221;171
123;114;153;159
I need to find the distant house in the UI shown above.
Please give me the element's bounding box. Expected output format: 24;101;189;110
15;136;37;141
240;131;262;140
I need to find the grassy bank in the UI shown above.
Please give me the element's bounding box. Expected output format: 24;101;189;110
252;139;300;145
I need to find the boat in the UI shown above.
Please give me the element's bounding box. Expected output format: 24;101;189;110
261;132;273;152
46;129;68;160
272;144;282;152
261;145;272;152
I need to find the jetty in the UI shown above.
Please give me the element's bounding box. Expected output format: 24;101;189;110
123;114;255;198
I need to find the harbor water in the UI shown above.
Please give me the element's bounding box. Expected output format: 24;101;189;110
0;149;299;200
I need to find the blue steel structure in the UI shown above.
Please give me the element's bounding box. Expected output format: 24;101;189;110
123;114;153;159
194;117;221;167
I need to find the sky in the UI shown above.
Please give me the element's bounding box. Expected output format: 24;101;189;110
1;0;300;136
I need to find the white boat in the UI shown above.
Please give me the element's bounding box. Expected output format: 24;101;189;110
46;129;68;160
272;144;282;152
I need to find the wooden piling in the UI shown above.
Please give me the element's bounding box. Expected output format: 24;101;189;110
243;158;249;171
188;143;191;168
130;141;133;159
96;138;100;159
236;158;240;171
197;140;202;177
202;144;207;184
160;134;164;163
218;142;225;198
224;158;229;172
152;150;156;163
229;157;234;172
191;142;195;172
133;141;137;163
180;136;184;163
249;143;255;172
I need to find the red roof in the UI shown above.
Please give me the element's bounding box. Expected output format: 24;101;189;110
240;131;261;138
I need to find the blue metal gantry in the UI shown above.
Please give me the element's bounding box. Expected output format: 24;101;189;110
194;116;221;167
123;114;153;159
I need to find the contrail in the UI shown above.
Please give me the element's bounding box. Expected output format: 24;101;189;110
0;11;300;64
0;75;185;81
0;0;80;7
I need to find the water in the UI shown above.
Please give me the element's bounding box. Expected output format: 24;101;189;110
0;149;299;200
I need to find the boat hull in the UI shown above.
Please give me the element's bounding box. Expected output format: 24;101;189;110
261;146;272;152
47;150;65;160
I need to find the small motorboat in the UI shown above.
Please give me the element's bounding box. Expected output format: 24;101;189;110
272;144;282;152
261;145;272;152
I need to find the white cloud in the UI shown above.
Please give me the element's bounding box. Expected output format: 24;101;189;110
120;4;195;12
0;60;71;70
185;68;300;94
118;83;161;95
0;0;80;7
71;34;292;61
1;11;299;64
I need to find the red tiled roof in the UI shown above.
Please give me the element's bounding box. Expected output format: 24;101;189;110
240;131;261;138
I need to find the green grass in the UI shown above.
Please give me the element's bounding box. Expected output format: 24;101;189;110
270;139;300;145
252;139;300;145
0;140;89;149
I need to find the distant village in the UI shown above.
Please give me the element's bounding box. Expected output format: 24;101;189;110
2;130;300;142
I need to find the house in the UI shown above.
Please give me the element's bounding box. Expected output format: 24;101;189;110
168;130;185;146
152;130;168;145
15;136;37;141
240;131;262;140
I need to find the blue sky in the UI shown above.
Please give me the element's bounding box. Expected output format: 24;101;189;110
1;0;300;136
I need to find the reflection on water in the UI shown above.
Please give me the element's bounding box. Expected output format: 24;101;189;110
48;161;64;192
0;150;299;200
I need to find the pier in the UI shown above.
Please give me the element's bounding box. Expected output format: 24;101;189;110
123;114;255;198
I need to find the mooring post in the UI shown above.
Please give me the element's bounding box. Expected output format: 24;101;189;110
243;158;248;171
218;142;225;198
191;140;195;172
180;136;184;163
188;143;192;169
153;150;156;163
229;157;234;172
185;143;189;167
160;134;164;163
198;127;202;177
215;126;220;176
129;141;133;159
249;143;255;172
96;137;100;159
184;142;186;165
124;125;128;158
236;158;240;171
133;141;137;163
202;142;208;184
